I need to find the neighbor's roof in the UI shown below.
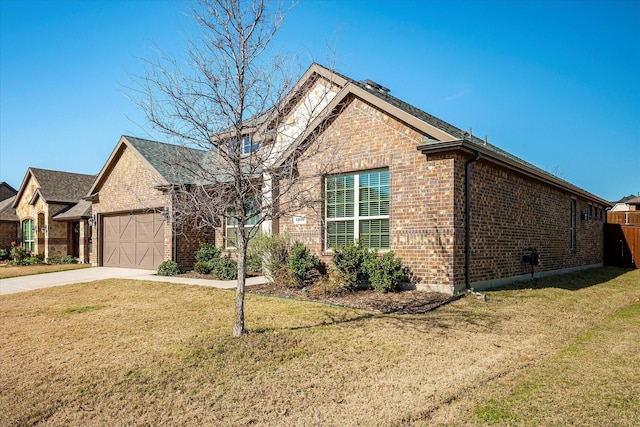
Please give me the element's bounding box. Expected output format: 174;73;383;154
13;168;96;208
0;196;18;222
52;199;92;221
124;136;206;184
88;135;207;196
625;196;640;205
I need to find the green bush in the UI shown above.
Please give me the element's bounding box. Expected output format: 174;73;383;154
10;245;30;262
195;243;222;262
48;255;79;265
364;251;407;293
332;241;376;287
0;248;8;260
211;257;238;280
247;234;291;276
286;242;321;288
193;260;214;274
157;260;181;276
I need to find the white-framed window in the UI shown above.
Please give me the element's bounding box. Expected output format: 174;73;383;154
225;200;260;249
325;169;390;250
570;199;577;251
22;219;34;251
228;136;260;155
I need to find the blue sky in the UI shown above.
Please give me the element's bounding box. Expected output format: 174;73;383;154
1;0;638;202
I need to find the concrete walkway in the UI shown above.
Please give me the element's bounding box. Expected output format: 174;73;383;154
0;267;268;295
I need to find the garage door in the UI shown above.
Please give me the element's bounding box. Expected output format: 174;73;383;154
102;213;165;269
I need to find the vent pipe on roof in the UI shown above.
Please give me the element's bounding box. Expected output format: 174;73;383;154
362;79;390;94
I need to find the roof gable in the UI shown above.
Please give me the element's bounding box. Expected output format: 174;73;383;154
88;135;206;196
13;168;96;208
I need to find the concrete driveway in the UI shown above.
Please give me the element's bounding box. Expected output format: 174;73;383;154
0;267;268;295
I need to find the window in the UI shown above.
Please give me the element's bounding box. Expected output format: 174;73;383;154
325;169;389;250
228;136;260;155
570;199;576;251
23;219;34;252
225;200;259;248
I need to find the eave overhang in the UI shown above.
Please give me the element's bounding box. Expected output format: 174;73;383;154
417;139;611;207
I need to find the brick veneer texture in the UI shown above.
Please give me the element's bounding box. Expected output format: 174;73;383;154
278;95;604;294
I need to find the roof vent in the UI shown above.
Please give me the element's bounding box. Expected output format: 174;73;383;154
362;79;390;94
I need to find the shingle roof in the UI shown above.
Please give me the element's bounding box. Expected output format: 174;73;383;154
27;168;96;204
52;199;92;221
0;196;18;222
124;136;206;185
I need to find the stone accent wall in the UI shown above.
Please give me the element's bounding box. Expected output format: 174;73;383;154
14;177;71;260
90;146;171;266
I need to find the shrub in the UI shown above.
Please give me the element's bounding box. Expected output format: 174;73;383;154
195;243;222;262
10;245;30;262
272;267;299;289
0;248;8;260
247;234;291;277
62;255;79;264
309;269;352;297
49;255;79;265
211;257;238;280
157;260;181;276
332;241;376;288
364;251;407;293
286;242;321;288
193;260;214;274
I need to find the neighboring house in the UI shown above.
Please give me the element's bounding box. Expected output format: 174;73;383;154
12;168;96;262
608;195;640;226
610;194;639;212
86;135;209;270
0;182;19;252
261;64;610;294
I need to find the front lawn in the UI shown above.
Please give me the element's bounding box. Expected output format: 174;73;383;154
0;263;90;279
0;267;638;426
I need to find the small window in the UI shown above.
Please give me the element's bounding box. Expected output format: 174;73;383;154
23;219;34;252
228;136;260;155
225;199;259;248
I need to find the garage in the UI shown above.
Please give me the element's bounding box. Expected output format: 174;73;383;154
101;212;165;269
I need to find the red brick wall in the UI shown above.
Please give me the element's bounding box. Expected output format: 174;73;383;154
452;154;605;291
279;95;458;293
278;94;605;295
0;221;18;253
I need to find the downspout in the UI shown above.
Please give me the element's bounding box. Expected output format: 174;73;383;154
465;151;480;289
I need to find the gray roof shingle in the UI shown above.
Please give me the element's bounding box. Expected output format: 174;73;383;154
124;136;206;185
29;168;96;204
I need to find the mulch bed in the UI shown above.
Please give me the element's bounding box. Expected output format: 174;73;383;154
246;283;455;314
176;273;456;314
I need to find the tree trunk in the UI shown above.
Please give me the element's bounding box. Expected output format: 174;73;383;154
232;229;247;337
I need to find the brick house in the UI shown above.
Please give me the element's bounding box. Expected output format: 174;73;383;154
86;135;210;270
0;182;19;253
258;64;610;294
12;168;96;262
87;64;608;294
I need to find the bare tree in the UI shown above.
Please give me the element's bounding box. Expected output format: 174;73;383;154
132;0;339;336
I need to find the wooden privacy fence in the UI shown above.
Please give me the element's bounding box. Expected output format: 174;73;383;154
604;223;639;268
607;211;640;226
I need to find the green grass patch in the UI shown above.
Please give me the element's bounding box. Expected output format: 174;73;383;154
59;305;105;315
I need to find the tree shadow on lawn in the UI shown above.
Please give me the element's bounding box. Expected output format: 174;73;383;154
485;266;633;292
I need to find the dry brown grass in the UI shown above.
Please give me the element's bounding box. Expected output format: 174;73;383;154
0;267;638;426
0;263;90;279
